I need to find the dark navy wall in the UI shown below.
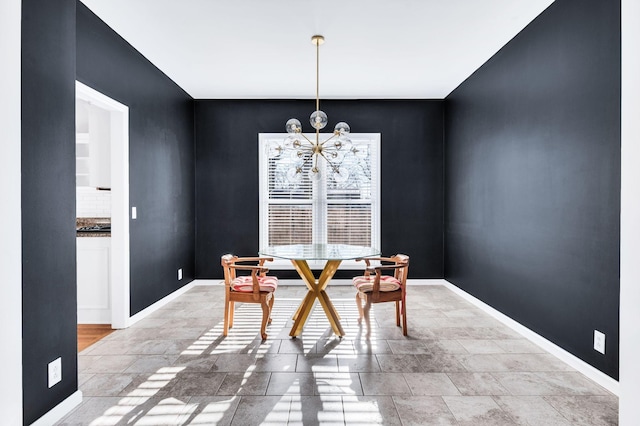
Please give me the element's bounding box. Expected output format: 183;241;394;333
76;3;196;315
21;0;78;423
195;100;444;279
444;0;620;378
21;3;196;421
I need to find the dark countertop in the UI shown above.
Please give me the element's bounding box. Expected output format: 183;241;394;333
77;232;111;238
77;217;111;238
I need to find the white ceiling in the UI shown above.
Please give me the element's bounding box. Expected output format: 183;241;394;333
80;0;554;99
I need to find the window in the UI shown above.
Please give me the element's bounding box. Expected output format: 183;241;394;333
259;133;380;268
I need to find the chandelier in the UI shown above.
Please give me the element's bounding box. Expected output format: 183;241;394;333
268;35;355;183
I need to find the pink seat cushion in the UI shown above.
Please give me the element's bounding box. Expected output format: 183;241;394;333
231;275;278;293
353;275;401;292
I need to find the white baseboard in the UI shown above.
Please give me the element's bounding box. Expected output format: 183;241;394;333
126;281;198;327
192;278;448;287
192;279;222;286
442;280;620;396
30;390;82;426
408;279;449;286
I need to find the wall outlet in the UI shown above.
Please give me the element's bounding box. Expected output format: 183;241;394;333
48;357;62;388
178;268;183;280
131;206;137;219
594;330;606;354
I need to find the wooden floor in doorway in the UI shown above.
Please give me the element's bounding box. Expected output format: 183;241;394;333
78;324;115;352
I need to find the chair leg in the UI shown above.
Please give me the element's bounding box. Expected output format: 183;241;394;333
268;294;275;324
260;298;270;341
355;292;364;324
363;298;372;338
401;298;408;336
395;300;401;327
228;301;235;329
223;298;230;337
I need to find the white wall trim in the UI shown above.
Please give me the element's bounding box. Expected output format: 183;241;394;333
0;0;23;424
30;390;82;426
192;278;447;287
126;281;198;327
620;0;640;422
407;279;449;286
442;280;619;395
192;279;222;286
76;81;130;329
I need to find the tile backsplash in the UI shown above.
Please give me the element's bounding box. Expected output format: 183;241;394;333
77;187;111;218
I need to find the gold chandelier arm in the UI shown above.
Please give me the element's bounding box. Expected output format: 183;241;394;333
318;151;341;170
299;132;316;146
299;153;314;167
320;133;338;146
318;151;331;164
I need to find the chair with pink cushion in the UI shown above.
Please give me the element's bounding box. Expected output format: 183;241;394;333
221;254;278;340
353;254;409;337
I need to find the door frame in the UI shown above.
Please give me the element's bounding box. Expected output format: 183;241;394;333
76;81;130;328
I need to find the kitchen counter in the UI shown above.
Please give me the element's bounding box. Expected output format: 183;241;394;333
77;232;111;237
77;217;111;238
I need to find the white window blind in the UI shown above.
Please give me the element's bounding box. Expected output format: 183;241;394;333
259;133;381;268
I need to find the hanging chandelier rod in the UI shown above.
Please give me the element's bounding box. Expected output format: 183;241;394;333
312;35;324;141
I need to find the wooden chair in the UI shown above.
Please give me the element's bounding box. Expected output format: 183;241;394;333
221;254;278;340
353;254;409;337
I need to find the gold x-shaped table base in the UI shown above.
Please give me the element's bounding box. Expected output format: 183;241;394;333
289;259;345;338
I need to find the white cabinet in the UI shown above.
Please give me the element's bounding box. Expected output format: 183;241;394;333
76;100;111;188
88;105;111;188
76;132;91;187
77;237;111;324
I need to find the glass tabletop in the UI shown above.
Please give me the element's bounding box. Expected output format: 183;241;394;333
259;244;380;261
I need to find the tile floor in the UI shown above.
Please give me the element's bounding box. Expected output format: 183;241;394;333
57;284;618;425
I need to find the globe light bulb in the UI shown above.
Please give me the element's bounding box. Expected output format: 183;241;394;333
354;144;368;158
284;135;300;149
290;149;305;162
267;142;283;158
286;118;302;134
308;166;322;181
334;122;350;135
310;110;328;130
339;137;352;153
332;166;350;183
287;166;303;182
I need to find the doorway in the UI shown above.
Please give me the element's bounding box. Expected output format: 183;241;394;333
75;81;130;343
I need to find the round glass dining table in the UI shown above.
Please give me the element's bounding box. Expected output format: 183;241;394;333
259;244;380;337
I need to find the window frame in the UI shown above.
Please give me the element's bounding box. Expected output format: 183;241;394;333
258;132;381;269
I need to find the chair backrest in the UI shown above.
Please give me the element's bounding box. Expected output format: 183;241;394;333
221;254;238;286
391;254;409;286
359;254;409;287
221;254;273;292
